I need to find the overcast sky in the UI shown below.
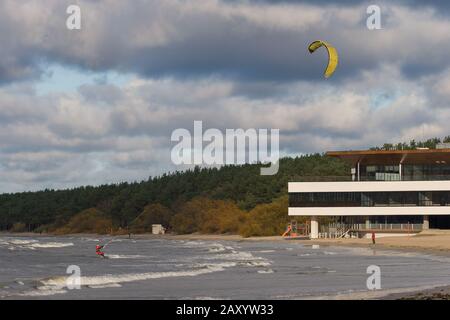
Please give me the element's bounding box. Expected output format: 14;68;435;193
1;0;450;192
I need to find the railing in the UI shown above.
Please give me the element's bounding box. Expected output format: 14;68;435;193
350;223;423;231
290;175;450;182
362;175;450;181
289;176;351;182
320;223;352;238
322;222;422;233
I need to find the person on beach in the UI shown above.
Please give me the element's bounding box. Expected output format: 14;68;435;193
371;232;376;245
96;245;105;258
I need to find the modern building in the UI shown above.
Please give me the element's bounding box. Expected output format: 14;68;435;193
288;146;450;238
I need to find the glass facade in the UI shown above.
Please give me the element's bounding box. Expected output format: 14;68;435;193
289;191;450;207
362;165;401;181
403;164;450;181
358;164;450;181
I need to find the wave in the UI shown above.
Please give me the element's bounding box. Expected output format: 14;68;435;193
208;246;228;253
29;242;74;249
8;239;38;245
181;240;207;247
14;288;68;297
0;238;74;250
195;242;274;268
257;269;274;274
88;283;122;289
206;250;271;263
105;254;146;259
40;262;233;289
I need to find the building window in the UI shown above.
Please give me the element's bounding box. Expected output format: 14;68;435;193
289;191;449;207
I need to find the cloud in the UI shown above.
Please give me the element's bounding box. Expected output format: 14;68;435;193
1;0;450;192
1;59;450;192
2;0;450;84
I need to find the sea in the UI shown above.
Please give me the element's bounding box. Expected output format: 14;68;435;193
1;235;450;299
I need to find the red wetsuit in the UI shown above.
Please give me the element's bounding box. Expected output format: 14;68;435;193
96;245;105;257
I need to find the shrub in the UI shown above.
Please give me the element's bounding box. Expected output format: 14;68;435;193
170;197;245;234
10;222;27;233
239;196;294;237
54;208;113;234
130;203;173;233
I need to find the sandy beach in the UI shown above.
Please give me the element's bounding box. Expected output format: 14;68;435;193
161;230;450;255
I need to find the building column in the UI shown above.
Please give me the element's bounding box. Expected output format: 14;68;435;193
311;216;319;239
365;216;371;229
423;215;430;230
357;161;361;181
351;167;356;181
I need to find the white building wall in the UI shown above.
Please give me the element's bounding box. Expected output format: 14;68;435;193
288;181;450;193
289;206;450;216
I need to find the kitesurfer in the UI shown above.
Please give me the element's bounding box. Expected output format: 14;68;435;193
96;244;105;258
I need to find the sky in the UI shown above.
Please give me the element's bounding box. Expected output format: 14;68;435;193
1;0;450;193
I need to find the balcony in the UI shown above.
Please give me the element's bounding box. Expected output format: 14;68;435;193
289;175;450;182
320;222;423;238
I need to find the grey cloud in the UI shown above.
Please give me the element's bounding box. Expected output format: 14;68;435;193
2;1;450;85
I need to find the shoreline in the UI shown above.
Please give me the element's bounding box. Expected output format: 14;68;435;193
3;230;450;256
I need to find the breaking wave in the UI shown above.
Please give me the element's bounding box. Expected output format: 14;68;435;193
0;238;73;250
257;269;274;274
105;254;146;259
29;242;74;249
39;262;234;290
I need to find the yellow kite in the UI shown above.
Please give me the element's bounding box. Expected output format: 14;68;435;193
308;40;338;79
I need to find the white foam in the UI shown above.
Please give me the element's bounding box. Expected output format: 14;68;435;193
208;246;227;253
241;261;272;267
29;242;74;249
2;238;74;250
257;269;274;274
206;250;271;264
9;239;38;245
40;263;231;289
299;253;314;257
15;288;68;297
82;238;100;242
182;241;206;247
88;283;122;289
105;254;145;259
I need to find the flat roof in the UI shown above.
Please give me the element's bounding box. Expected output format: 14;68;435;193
326;148;450;165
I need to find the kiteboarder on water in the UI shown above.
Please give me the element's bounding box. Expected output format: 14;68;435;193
96;244;105;258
